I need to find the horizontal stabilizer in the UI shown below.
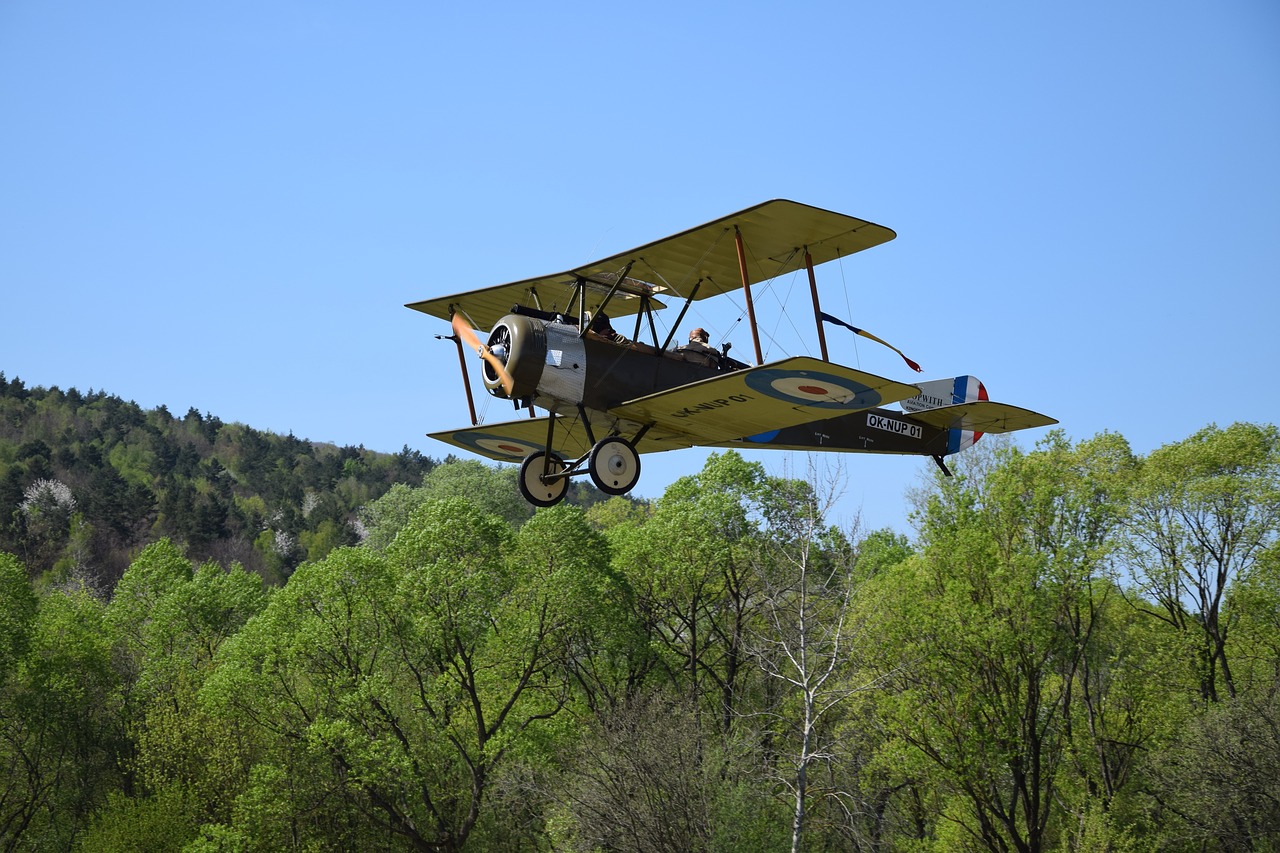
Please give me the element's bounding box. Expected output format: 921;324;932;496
905;401;1058;434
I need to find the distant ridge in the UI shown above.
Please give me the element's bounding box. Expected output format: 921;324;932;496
0;371;436;587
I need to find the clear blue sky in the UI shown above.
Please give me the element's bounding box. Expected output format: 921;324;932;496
3;1;1277;534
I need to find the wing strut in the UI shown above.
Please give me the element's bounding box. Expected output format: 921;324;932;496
660;278;703;352
931;455;954;477
438;333;478;426
805;248;831;362
577;261;635;339
576;404;598;446
734;226;764;365
544;412;557;456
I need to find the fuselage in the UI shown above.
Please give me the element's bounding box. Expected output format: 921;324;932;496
482;312;962;459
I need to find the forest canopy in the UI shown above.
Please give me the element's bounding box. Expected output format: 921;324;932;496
2;371;1279;851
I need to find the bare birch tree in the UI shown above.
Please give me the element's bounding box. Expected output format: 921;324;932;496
748;459;885;853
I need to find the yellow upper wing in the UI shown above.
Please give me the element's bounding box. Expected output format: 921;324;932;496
405;199;894;330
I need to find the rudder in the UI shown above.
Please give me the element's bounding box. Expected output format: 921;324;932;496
900;375;989;453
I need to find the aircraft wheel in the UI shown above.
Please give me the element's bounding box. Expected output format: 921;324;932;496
588;437;641;496
518;451;568;507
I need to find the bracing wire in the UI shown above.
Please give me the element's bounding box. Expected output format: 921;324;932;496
736;240;804;361
836;248;862;369
635;230;734;348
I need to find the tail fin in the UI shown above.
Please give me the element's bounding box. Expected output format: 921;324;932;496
901;376;988;412
901;375;989;453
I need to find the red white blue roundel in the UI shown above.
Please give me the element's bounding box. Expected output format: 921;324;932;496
744;368;884;410
448;430;543;459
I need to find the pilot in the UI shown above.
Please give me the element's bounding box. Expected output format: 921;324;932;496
678;327;720;367
588;311;623;343
685;327;716;352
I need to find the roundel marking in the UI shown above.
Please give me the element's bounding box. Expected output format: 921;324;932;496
451;431;543;459
746;429;781;444
744;368;883;410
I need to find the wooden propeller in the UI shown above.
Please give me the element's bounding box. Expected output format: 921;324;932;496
452;313;515;397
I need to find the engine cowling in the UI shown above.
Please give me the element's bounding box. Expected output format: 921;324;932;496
482;314;547;398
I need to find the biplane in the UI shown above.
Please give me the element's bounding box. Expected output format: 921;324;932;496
407;200;1056;506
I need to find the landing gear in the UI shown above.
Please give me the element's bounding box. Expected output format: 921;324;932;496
518;414;644;507
518;451;568;507
588;437;641;496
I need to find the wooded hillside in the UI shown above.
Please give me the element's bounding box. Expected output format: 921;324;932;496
3;369;1279;851
0;372;440;587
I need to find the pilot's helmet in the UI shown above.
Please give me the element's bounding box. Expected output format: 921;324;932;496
689;327;709;343
591;311;614;334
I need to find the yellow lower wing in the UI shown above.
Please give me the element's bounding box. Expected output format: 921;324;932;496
429;413;695;463
610;356;921;443
431;357;922;461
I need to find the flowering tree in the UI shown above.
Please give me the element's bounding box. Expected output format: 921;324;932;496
17;479;78;574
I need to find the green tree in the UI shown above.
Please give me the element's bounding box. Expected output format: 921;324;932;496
1145;674;1280;849
1;577;120;851
0;553;40;848
611;452;771;734
0;554;37;673
866;433;1134;852
79;542;268;851
584;494;652;533
1229;541;1280;684
356;481;431;551
204;499;608;850
357;460;534;552
550;693;727;853
1122;422;1280;702
104;540;193;679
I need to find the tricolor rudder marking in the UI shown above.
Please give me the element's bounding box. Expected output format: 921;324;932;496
946;375;989;453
